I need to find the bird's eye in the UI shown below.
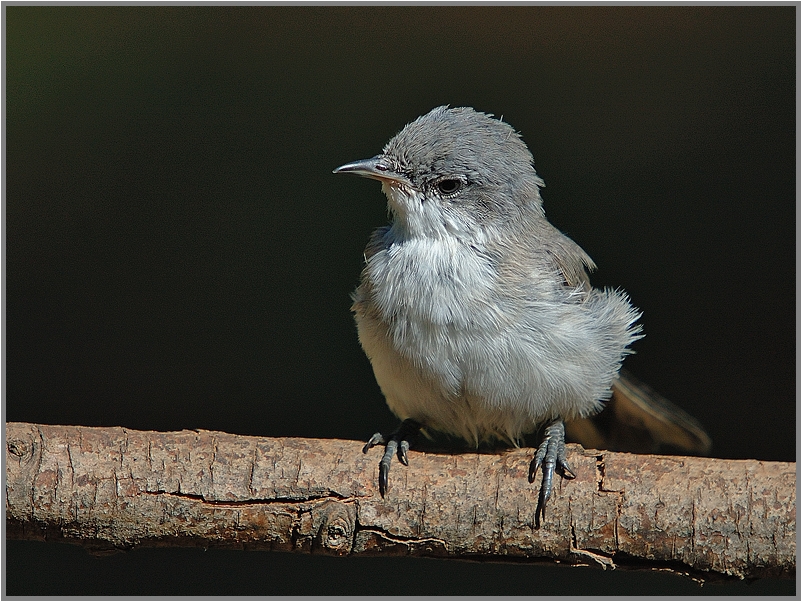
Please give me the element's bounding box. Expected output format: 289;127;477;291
437;179;462;195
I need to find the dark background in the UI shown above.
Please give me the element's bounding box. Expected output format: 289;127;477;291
5;6;796;596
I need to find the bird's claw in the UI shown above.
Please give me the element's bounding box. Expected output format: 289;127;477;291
529;419;575;528
363;419;420;497
398;439;410;466
362;432;386;454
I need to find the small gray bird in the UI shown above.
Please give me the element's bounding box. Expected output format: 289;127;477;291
334;106;709;524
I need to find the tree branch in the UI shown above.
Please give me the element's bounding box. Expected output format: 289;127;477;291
5;422;794;581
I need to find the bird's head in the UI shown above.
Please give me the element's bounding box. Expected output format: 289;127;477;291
334;106;546;241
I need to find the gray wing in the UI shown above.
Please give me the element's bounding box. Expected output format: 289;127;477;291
543;230;712;455
541;228;596;291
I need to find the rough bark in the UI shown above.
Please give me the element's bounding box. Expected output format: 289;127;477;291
5;422;794;581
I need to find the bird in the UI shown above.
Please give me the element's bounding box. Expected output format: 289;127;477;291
334;106;710;525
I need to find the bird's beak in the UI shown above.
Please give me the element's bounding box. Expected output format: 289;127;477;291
332;156;408;185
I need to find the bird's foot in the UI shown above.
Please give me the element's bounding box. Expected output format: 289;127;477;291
362;418;421;497
529;419;576;528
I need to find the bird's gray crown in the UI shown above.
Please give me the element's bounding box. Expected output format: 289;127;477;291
382;106;542;189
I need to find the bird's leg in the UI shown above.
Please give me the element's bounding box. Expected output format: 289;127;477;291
362;418;421;497
529;419;576;528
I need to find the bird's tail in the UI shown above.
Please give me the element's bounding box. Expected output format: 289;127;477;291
564;369;712;455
